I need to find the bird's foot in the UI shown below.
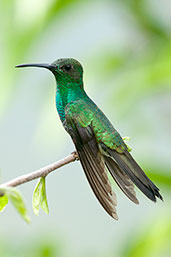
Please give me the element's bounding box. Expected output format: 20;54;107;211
122;136;132;152
71;151;79;161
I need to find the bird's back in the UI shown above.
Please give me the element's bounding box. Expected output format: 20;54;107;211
65;95;126;153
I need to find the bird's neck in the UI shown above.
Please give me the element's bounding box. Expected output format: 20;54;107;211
56;82;86;122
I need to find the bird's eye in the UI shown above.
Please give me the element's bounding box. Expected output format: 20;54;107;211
63;64;72;71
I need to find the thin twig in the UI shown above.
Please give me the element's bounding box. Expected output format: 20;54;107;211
0;152;78;189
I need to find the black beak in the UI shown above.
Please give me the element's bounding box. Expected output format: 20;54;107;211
15;63;55;71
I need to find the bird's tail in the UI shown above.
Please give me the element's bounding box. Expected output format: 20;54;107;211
104;155;139;204
103;145;163;202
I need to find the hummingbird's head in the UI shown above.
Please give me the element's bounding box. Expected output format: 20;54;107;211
16;58;84;86
51;58;83;85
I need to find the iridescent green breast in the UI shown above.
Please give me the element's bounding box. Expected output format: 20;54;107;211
56;86;86;122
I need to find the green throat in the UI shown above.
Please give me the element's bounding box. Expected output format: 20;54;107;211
55;82;86;122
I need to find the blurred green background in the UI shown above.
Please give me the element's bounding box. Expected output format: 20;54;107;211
0;0;171;256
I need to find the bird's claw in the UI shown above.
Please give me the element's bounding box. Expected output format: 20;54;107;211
71;151;79;161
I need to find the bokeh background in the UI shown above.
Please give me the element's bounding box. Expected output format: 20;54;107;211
0;0;171;256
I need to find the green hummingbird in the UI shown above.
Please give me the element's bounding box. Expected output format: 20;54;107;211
16;58;163;219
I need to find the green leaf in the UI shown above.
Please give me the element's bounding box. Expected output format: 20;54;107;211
32;177;49;216
0;186;30;223
0;194;8;212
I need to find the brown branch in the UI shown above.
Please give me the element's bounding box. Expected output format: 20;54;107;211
0;152;78;189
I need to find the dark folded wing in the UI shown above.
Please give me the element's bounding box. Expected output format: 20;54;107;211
65;118;118;219
78;141;118;219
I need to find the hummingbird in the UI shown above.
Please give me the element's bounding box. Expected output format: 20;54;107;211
16;58;163;219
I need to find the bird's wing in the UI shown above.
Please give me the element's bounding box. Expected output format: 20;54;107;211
64;104;118;219
101;142;163;202
88;104;163;203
